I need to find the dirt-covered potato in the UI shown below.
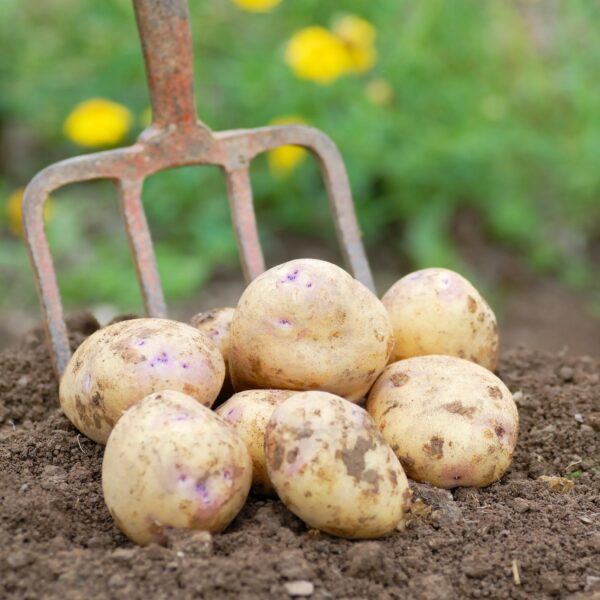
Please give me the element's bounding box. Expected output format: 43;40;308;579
60;318;225;444
381;268;499;371
265;391;410;538
190;308;234;358
102;390;252;545
229;259;394;402
190;308;235;399
367;355;519;488
216;389;296;495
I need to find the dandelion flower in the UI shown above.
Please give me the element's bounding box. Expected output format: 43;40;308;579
268;116;307;177
6;188;53;238
63;98;133;148
285;27;352;84
333;15;378;73
233;0;281;12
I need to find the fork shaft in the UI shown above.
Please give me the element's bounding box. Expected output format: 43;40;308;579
223;166;266;282
22;180;71;378
133;0;198;127
117;178;167;317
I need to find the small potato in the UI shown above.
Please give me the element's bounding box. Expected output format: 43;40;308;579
381;268;499;371
265;391;410;538
190;307;235;377
190;307;235;400
216;389;296;494
229;259;394;401
367;355;519;488
190;307;235;359
60;318;225;444
102;390;252;546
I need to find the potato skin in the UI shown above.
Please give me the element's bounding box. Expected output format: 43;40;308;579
216;389;296;495
60;318;225;444
367;355;519;489
229;259;394;402
190;307;235;403
190;307;235;360
102;390;252;546
381;268;499;371
265;391;411;538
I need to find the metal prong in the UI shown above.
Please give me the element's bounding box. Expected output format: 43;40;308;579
222;166;266;282
22;178;70;378
219;126;375;292
117;178;167;317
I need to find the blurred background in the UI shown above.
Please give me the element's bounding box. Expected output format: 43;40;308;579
1;0;600;353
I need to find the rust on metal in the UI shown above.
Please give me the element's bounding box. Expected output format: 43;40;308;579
22;0;375;379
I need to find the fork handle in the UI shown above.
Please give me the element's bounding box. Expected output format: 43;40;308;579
133;0;198;126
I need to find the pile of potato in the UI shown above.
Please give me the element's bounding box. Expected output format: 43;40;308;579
60;258;518;545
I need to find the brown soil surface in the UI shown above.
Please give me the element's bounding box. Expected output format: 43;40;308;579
1;317;599;600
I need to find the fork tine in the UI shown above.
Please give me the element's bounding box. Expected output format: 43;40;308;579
22;178;70;377
217;126;375;292
117;178;167;317
222;166;266;282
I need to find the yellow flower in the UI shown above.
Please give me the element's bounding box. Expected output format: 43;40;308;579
6;188;53;238
63;98;133;148
233;0;281;12
285;27;353;84
365;78;394;106
333;15;378;73
268;116;307;177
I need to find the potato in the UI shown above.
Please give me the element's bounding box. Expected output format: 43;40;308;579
215;389;296;495
265;391;410;538
60;318;225;444
229;259;394;401
190;307;235;359
190;307;235;401
102;390;252;545
381;268;499;371
367;355;519;488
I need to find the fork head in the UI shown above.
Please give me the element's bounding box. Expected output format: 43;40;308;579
22;0;374;378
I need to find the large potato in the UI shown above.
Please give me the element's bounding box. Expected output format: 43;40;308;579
265;391;410;538
216;389;296;495
60;318;225;444
367;355;519;488
190;307;235;404
229;259;394;401
381;268;499;371
102;390;252;545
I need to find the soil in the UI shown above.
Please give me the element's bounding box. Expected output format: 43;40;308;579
0;316;599;600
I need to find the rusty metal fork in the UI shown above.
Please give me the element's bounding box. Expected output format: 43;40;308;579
22;0;374;379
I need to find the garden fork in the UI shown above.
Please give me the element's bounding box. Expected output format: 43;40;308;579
22;0;374;379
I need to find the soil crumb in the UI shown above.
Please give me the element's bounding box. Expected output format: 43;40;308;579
0;317;598;599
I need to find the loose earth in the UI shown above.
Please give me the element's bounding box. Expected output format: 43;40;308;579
0;314;598;599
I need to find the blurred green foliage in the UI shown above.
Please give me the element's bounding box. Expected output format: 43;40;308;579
1;0;600;311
